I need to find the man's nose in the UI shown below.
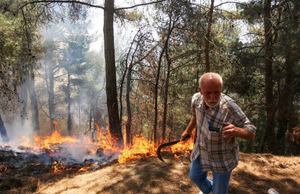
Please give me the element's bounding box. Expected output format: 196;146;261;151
210;94;217;100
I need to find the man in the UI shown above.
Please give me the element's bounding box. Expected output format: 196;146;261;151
181;72;256;194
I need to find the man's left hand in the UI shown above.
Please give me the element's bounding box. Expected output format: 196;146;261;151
222;122;237;139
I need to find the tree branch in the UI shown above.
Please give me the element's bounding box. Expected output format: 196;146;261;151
19;0;105;10
115;0;166;11
214;1;247;9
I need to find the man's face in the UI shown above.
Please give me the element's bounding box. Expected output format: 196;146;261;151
199;79;222;108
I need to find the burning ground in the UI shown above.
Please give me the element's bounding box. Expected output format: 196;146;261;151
0;131;299;194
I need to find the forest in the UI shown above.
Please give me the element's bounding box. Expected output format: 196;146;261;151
0;0;299;156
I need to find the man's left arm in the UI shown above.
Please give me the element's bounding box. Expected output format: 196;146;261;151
223;122;255;140
223;101;256;141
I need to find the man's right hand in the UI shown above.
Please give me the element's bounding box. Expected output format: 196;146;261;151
181;116;196;141
181;131;191;141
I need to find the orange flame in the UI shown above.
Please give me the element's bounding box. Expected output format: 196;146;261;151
0;165;8;173
78;162;99;172
118;136;156;163
15;120;194;173
96;124;115;150
33;130;79;150
52;161;65;173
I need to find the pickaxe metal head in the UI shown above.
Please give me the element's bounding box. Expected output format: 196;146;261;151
157;135;190;162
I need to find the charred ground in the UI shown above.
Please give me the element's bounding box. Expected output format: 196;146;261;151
0;152;299;194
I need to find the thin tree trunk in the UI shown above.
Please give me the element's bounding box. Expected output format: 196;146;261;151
162;17;174;142
153;43;167;143
28;65;39;132
125;63;133;146
0;114;9;142
259;0;275;153
204;0;214;72
104;0;124;148
90;106;93;139
19;73;28;127
67;72;72;135
276;50;293;154
48;63;56;130
119;66;127;126
162;52;171;142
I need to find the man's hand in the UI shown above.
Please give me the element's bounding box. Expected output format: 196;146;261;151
181;131;191;141
181;116;196;141
222;122;237;139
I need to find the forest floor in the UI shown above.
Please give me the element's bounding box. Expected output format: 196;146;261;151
0;152;299;194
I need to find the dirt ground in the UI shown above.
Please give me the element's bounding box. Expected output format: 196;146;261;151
0;152;299;194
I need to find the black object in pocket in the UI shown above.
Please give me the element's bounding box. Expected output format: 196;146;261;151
209;126;220;132
208;121;220;132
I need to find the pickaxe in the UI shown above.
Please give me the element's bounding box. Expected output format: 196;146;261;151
157;135;190;162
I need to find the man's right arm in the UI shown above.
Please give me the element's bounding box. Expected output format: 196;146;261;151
181;116;196;141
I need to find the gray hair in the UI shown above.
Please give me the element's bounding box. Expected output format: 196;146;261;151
199;72;223;88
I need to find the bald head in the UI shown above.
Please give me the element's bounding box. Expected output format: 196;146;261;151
199;72;223;108
199;72;223;89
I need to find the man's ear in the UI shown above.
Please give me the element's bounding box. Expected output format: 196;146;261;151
199;87;203;95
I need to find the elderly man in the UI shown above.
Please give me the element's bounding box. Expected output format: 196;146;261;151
181;72;256;194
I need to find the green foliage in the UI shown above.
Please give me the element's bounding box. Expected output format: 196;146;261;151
238;0;263;24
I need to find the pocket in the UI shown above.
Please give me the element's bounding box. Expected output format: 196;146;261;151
209;131;223;145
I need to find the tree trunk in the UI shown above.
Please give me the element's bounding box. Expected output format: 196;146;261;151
19;74;28;127
90;106;93;139
104;0;124;148
204;0;214;72
276;44;294;154
162;17;174;142
153;41;167;143
0;114;9;143
276;1;298;154
162;49;171;142
28;65;39;132
259;0;276;153
119;67;127;126
67;72;72;135
48;63;56;130
125;63;133;146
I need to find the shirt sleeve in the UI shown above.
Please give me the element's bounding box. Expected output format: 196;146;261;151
229;101;256;135
191;93;199;117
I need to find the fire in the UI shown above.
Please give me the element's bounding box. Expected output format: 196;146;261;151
118;136;157;163
52;161;65;173
10;121;194;174
170;138;194;154
0;165;8;172
96;124;115;150
33;130;80;150
78;162;99;172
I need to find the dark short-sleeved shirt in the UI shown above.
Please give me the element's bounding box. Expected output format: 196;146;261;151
190;93;256;173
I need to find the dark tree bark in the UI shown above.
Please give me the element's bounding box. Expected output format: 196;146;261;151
104;0;124;148
276;1;299;154
259;0;276;153
0;114;9;143
277;48;294;154
125;63;133;146
162;15;174;142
